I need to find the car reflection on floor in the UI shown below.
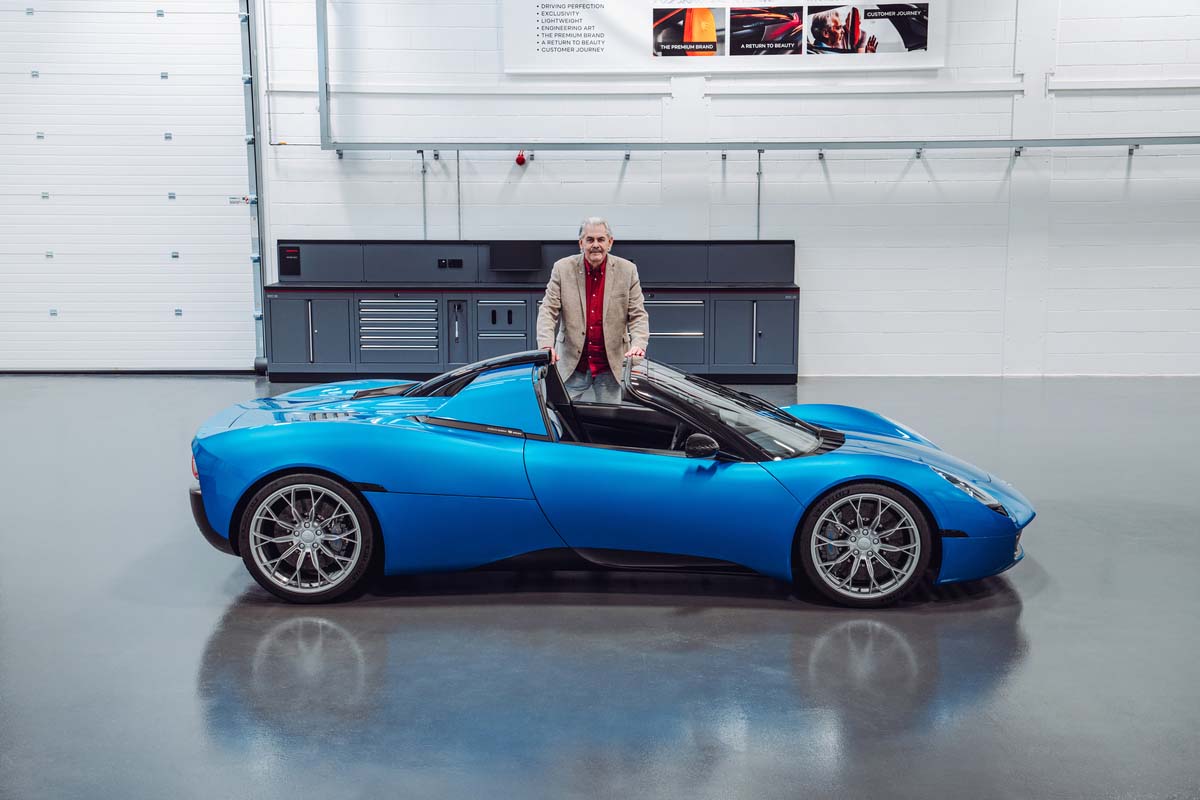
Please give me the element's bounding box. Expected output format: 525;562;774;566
198;571;1025;792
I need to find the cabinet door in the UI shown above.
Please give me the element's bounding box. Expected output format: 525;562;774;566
752;300;796;366
267;297;311;365
364;244;479;283
267;296;353;368
712;299;754;367
712;297;796;370
310;299;352;365
277;244;364;283
446;299;470;367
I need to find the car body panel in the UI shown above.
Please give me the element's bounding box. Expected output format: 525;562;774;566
433;363;547;437
365;490;565;574
193;415;540;546
524;440;801;580
783;403;938;449
762;451;1029;584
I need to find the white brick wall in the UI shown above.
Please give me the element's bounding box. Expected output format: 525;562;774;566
0;1;256;370
251;0;1200;375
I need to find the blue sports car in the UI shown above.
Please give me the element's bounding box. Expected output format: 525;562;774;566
190;351;1035;608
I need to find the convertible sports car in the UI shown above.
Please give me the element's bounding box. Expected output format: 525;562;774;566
190;351;1035;608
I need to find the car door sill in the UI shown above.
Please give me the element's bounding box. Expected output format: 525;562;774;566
467;547;755;575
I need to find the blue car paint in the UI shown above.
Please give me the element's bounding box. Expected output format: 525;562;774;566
192;357;1036;590
783;403;939;449
523;439;801;581
433;362;548;437
769;404;1036;583
367;491;565;574
193;367;547;541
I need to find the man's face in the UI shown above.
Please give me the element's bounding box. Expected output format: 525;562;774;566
820;13;843;46
579;224;613;268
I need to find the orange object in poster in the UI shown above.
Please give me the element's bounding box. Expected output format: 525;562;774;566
683;8;717;56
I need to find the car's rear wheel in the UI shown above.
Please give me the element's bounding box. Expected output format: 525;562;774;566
238;473;376;603
797;483;931;608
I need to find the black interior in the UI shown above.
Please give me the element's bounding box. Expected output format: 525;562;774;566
538;364;692;452
571;402;684;451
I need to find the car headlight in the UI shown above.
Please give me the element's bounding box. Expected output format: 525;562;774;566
931;466;1008;516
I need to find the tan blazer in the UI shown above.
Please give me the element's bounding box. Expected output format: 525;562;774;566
535;254;650;380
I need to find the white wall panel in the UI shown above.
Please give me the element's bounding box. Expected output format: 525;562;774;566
0;3;254;370
254;0;1200;375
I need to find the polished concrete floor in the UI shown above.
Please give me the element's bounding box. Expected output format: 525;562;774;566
0;373;1198;799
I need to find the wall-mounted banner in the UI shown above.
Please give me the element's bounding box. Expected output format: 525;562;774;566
502;2;945;74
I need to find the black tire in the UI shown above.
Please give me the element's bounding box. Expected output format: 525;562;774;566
238;472;377;604
796;482;932;609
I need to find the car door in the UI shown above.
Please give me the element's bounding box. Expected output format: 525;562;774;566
522;438;799;579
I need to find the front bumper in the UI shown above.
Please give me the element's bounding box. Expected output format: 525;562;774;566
936;525;1029;584
190;484;234;555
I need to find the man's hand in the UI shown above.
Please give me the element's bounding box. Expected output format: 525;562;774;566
624;347;645;358
541;346;559;364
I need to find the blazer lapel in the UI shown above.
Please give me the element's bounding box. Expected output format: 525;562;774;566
601;257;616;325
574;255;586;320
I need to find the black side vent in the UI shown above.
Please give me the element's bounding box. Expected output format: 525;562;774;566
813;427;846;455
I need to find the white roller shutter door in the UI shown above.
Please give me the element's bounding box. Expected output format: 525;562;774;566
0;1;256;370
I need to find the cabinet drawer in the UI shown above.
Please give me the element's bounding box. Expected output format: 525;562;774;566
357;298;440;364
477;332;530;360
477;300;528;332
644;299;705;333
647;332;705;365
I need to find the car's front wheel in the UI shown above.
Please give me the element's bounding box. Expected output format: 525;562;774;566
797;483;931;608
238;473;376;603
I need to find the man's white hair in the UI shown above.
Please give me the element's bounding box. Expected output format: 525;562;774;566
578;217;613;239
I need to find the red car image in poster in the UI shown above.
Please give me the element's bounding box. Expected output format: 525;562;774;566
807;4;929;54
653;8;726;57
730;7;804;55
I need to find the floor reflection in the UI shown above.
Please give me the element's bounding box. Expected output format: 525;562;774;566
198;571;1025;790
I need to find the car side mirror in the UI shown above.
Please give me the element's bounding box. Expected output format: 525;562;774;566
684;433;719;459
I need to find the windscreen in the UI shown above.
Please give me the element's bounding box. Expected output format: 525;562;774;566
626;359;822;460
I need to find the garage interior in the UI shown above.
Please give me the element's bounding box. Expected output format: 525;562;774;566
2;1;1199;798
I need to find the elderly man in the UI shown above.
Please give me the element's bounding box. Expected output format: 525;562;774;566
536;217;650;403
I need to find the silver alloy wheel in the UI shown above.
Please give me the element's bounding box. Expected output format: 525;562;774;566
248;483;363;595
810;492;921;601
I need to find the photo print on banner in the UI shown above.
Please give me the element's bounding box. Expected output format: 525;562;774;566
807;4;929;54
502;1;943;73
652;7;726;56
729;7;805;56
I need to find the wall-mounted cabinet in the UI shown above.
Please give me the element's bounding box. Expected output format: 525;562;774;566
277;244;363;283
365;243;480;283
709;295;797;376
266;293;354;373
267;240;798;383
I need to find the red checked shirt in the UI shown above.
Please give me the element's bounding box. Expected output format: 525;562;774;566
583;257;608;376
